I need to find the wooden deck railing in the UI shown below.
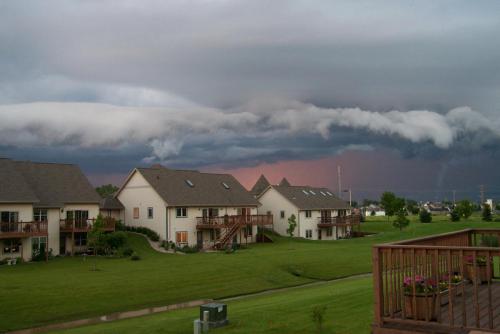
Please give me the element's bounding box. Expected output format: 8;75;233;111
196;214;273;229
0;221;48;239
317;214;361;227
372;228;500;334
59;217;116;232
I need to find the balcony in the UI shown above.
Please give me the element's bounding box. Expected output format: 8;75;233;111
196;214;273;229
317;214;361;228
59;217;116;233
0;221;48;239
372;228;500;334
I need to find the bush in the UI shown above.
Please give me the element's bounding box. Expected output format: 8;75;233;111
179;245;199;254
450;210;461;222
115;220;125;231
419;210;432;223
0;258;8;265
130;252;141;261
125;226;160;241
105;231;127;249
120;247;134;257
311;305;327;333
32;244;47;262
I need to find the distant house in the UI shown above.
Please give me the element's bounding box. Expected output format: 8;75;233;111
255;177;359;240
363;204;386;217
116;165;272;249
99;196;125;222
423;202;451;215
0;158;108;260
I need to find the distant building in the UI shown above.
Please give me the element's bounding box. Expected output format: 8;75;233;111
363;204;386;217
423;202;451;215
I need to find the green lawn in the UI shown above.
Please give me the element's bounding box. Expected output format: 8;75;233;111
51;277;374;334
1;215;498;332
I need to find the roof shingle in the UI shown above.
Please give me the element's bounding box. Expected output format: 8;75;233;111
269;185;349;210
136;166;260;207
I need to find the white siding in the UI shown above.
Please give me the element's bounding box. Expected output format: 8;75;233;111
117;171;168;240
257;188;299;237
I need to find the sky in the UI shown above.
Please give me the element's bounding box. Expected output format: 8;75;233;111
1;1;500;202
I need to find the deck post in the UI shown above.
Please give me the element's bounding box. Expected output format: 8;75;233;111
372;246;383;327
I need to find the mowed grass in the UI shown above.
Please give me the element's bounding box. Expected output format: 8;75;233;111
1;215;499;331
51;277;374;334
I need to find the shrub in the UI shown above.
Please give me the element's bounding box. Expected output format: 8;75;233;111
115;220;125;231
450;210;461;222
105;231;127;249
125;226;160;241
311;305;327;333
482;204;493;222
0;258;8;265
419;210;432;223
179;245;199;254
32;244;47;262
130;252;141;261
120;247;134;257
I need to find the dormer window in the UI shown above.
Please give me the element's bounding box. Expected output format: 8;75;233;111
185;179;194;187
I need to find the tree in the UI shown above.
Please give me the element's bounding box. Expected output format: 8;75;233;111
450;209;461;222
393;209;410;231
311;305;327;333
406;199;420;215
286;214;297;237
482;203;493;222
456;200;473;219
380;192;405;221
419;209;432;223
95;184;119;198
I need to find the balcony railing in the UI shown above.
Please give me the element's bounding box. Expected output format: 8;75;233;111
0;221;48;239
196;214;273;229
59;217;116;233
317;214;361;227
372;228;500;334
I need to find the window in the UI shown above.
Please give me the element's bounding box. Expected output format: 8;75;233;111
3;239;21;253
1;211;19;223
34;209;48;222
66;210;89;225
326;227;333;237
305;210;312;218
309;190;316;195
246;225;253;236
222;182;230;189
32;236;48;257
147;207;154;219
133;207;139;219
185;179;194;187
202;208;219;218
302;190;309;195
280;210;285;219
176;207;187;218
74;233;87;246
306;230;312;238
176;231;188;244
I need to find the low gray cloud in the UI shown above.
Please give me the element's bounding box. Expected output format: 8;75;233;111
1;98;498;167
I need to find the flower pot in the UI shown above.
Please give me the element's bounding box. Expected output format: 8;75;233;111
466;263;492;284
439;282;463;306
404;293;437;321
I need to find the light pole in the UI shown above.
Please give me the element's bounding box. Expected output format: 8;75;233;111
343;188;352;207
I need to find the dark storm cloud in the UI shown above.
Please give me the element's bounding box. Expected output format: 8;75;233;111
1;0;500;174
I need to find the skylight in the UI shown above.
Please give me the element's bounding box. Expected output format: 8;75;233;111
222;182;230;189
309;190;316;195
185;179;194;187
320;191;326;196
326;191;333;196
302;190;309;195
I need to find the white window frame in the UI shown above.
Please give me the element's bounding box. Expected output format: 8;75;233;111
305;210;312;218
176;207;187;218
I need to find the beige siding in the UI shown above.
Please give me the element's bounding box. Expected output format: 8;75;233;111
257;188;299;237
118;171;168;239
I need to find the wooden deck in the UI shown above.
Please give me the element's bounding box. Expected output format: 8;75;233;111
373;229;500;334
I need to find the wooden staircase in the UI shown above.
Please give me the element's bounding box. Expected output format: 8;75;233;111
214;217;244;250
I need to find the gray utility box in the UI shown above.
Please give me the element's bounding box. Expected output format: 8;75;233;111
200;303;228;328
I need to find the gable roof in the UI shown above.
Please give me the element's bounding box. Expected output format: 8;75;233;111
133;166;260;207
278;177;291;187
0;158;100;207
250;174;271;196
0;158;39;203
100;196;125;210
264;184;350;210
